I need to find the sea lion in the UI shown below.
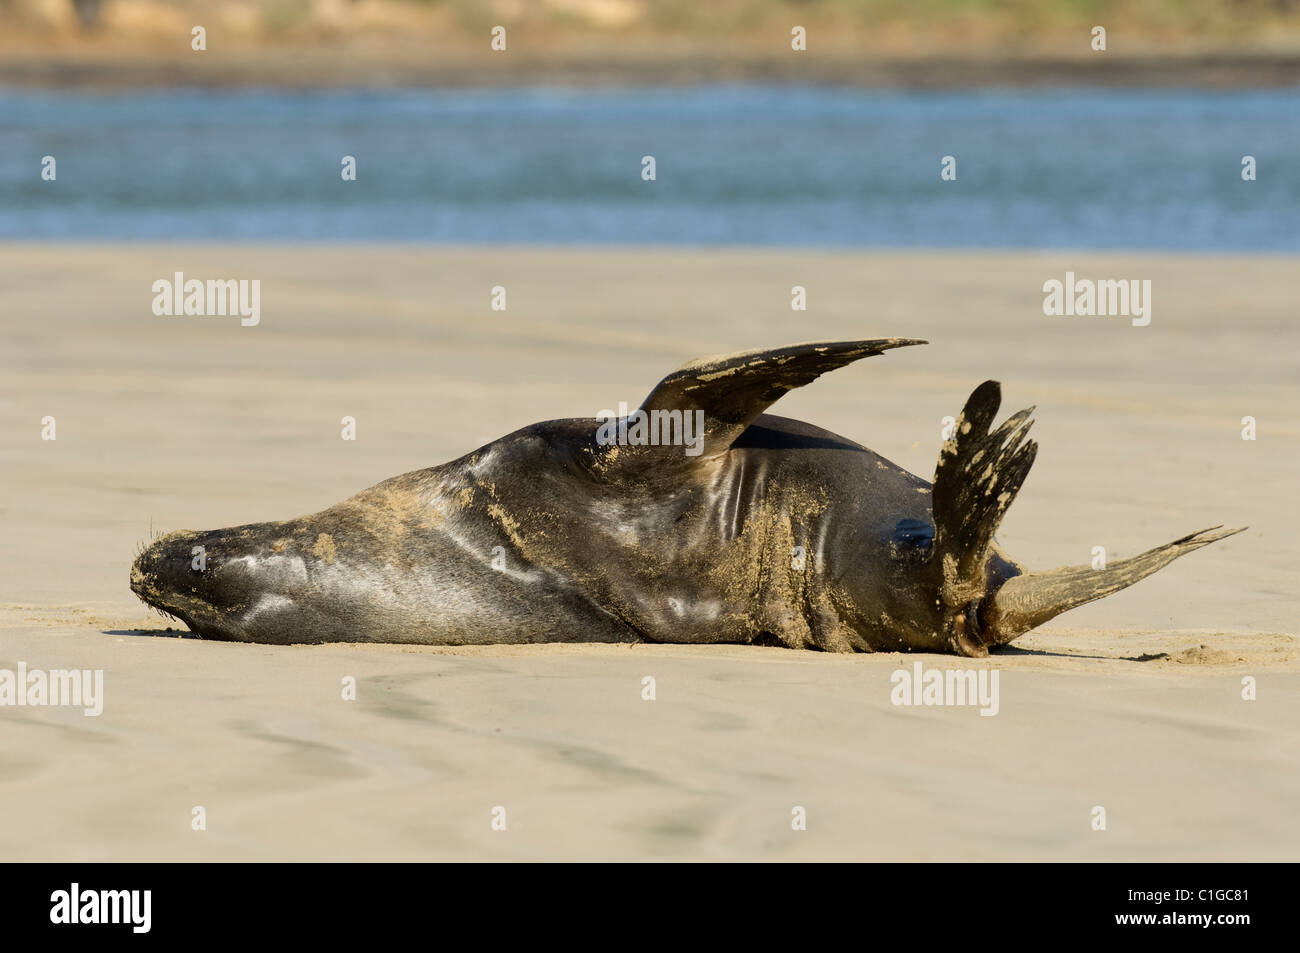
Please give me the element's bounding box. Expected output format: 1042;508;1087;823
130;340;1242;656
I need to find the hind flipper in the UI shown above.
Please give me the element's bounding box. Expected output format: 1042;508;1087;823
985;525;1247;643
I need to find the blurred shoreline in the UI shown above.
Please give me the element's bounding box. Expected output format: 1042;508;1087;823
6;46;1300;90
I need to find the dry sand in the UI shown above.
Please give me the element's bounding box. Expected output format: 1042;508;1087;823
1;245;1296;860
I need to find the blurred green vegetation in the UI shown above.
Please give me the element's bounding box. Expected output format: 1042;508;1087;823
6;0;1300;47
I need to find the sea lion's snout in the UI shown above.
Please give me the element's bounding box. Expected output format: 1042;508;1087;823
131;528;259;639
131;529;201;609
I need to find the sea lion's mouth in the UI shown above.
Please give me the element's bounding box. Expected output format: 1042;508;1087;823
129;559;168;615
948;600;990;658
131;560;186;624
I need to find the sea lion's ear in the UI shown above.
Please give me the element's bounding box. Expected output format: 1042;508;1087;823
626;339;925;463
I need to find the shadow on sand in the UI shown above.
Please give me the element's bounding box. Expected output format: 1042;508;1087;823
992;645;1168;663
102;628;202;640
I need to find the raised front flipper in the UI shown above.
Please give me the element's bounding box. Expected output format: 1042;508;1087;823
590;338;925;479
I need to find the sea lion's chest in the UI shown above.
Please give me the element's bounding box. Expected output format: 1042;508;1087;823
457;442;860;644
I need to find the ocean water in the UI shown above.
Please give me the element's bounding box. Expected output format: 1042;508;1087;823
1;84;1297;249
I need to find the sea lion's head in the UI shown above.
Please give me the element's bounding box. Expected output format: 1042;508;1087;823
130;522;357;642
131;527;270;639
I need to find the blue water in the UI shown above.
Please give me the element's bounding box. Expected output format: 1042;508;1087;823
2;85;1297;249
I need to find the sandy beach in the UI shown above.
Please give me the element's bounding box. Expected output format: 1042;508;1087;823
1;245;1296;860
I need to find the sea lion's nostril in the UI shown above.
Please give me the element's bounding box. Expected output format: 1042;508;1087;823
130;545;158;592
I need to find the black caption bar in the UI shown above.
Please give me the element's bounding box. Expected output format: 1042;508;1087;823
3;861;1283;941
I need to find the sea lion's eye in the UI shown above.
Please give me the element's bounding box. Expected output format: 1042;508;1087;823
890;519;934;558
